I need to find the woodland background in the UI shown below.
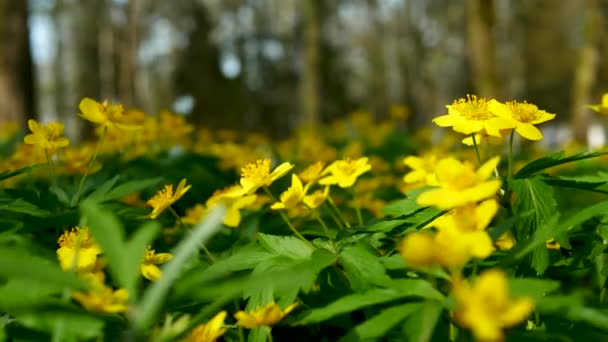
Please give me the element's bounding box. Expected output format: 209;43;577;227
1;0;608;144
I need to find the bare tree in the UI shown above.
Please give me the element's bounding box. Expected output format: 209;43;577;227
0;0;35;126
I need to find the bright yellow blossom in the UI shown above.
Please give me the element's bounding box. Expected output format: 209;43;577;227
399;232;436;268
147;179;191;219
23;119;70;155
417;157;501;210
403;153;440;187
489;100;555;140
57;226;102;272
140;246;173;281
452;269;535;342
240;159;294;194
298;161;326;185
496;232;516;251
72;275;129;314
271;174;306;210
79;98;142;130
433;95;515;137
234;302;298;328
587;93;608;115
181;311;228;342
319;157;371;188
206;185;257;227
302;185;330;209
182;204;206;225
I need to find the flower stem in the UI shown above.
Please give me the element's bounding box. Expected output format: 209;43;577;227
504;130;515;213
327;195;351;228
310;207;336;251
72;126;106;206
471;133;482;165
266;328;274;342
325;205;345;230
263;187;312;246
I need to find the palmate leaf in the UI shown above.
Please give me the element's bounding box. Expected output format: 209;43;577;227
511;178;558;275
402;300;443;342
539;173;608;193
381;198;422;217
340;243;391;291
514;150;608;179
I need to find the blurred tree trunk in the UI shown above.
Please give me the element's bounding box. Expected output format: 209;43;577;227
571;0;601;144
119;0;140;108
0;0;35;126
367;0;387;120
299;0;320;128
98;0;116;100
466;0;498;98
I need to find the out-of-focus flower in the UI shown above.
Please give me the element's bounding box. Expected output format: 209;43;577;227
302;186;330;209
61;145;101;175
417;157;501;210
587;93;608;115
57;226;102;272
182;204;206;225
234;302;298;328
432;95;515;137
495;232;516;251
147;179;191;219
140;246;173;281
23;119;69;155
79;98;142;130
181;311;227;342
403;153;441;187
72;274;128;314
489;100;555;140
319;157;371;188
452;269;534;341
207;185;257;227
271;174;306;210
240;159;294;194
298;161;326;185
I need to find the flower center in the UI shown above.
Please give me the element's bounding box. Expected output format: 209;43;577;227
58;227;96;249
506;101;539;123
241;159;271;182
452;95;492;120
148;185;175;207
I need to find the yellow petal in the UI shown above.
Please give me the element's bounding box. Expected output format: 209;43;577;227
516;123;543;140
141;263;162;281
151;252;173;265
477;156;500;180
269;162;295;182
432;114;456;127
500;298;535;327
79;98;106;124
475;199;498;231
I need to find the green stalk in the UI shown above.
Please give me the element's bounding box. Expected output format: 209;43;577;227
327;195;351;228
72;126;107;206
263;187;312;246
471;133;482;165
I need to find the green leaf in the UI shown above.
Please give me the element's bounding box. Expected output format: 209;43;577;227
296;288;408;325
383;279;444;300
366;219;408;233
0;163;44;182
340;244;391;291
514;150;608;179
340;302;423;341
402;300;443;342
104;177;161;201
509;278;560;300
133;205;225;333
19;310;104;340
540;173;608;193
0;248;82;290
257;233;315;260
0;198;50;217
381;198;421;217
84;175;120;203
511;178;558;275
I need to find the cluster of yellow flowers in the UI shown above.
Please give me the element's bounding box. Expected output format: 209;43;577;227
397;94;559;341
55;226;172;313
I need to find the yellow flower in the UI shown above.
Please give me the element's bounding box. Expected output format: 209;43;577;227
399;232;436;268
298;161;326;185
23;119;70;155
496;232;516;251
181;311;227;342
417;157;501;210
271;174;306;210
61;145;101;175
545;239;560;250
489;100;555;140
302;185;330;209
319;157;371;188
240;159;294;194
72;275;129;314
141;246;173;281
403;153;440;187
234;302;298;328
147;179;191;219
182;204;206;225
587;93;608;115
207;185;257;227
453;269;534;342
433;95;515;137
57;226;102;272
79;98;142;130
